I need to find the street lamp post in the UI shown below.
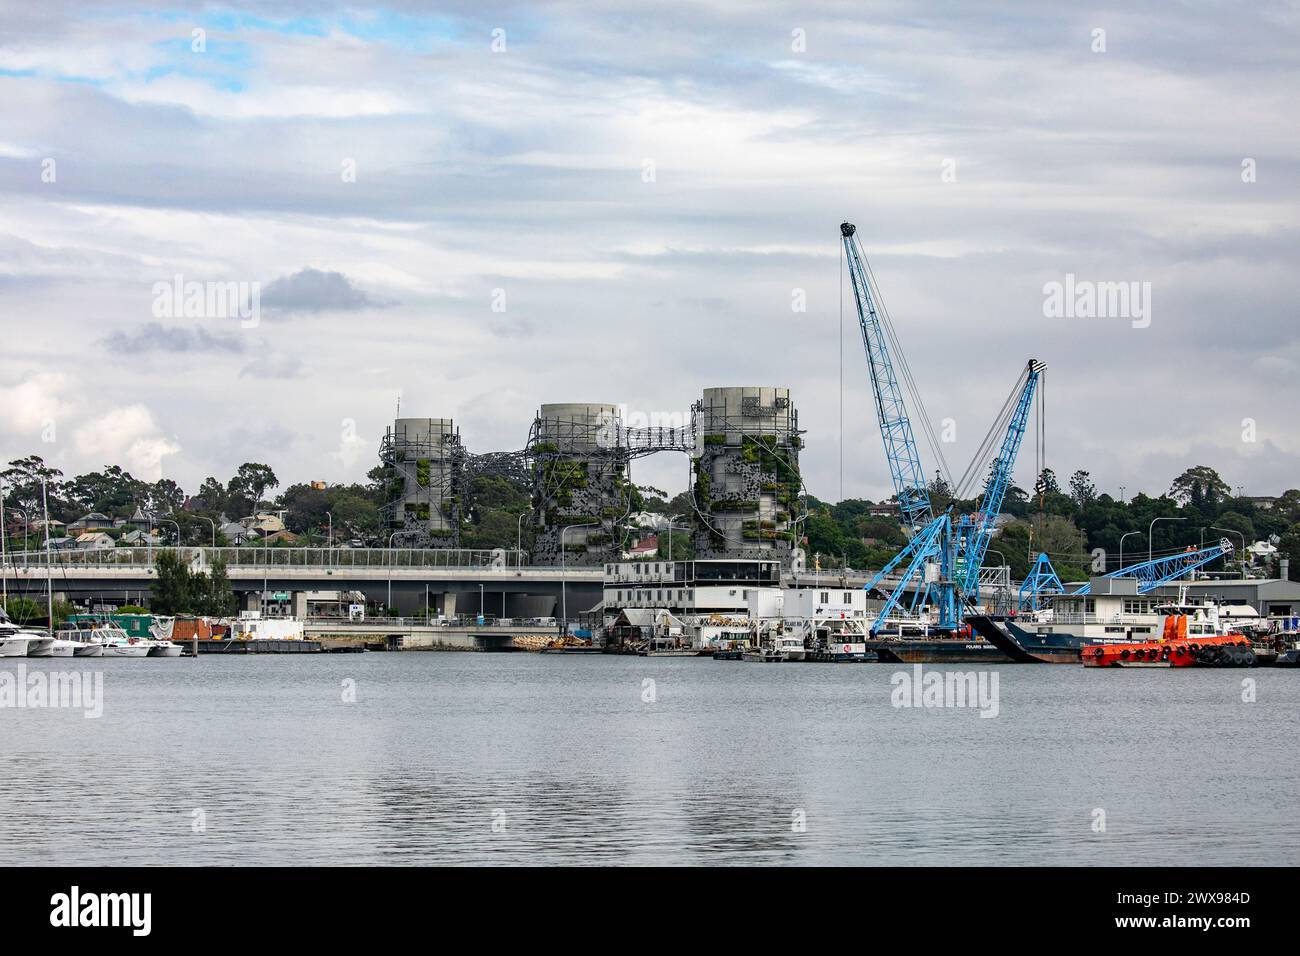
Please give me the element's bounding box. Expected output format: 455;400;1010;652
41;479;52;632
1119;531;1141;571
559;522;599;627
1211;526;1247;579
325;511;333;564
516;511;528;561
197;515;216;549
1149;516;1186;564
160;518;181;546
386;531;400;613
8;508;28;567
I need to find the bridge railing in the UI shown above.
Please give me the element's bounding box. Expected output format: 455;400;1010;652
1;546;532;571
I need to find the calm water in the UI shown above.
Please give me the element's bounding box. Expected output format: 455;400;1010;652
2;653;1296;866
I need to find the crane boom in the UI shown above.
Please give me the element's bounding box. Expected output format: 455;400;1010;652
1072;539;1234;594
840;222;932;530
953;360;1045;601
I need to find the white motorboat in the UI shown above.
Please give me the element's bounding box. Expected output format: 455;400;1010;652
147;616;183;656
59;623;109;657
96;624;151;658
775;634;807;661
0;621;34;657
24;634;55;657
39;636;79;657
102;640;151;658
0;635;30;657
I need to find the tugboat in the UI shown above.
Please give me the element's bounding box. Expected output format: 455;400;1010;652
711;641;744;661
1082;613;1249;667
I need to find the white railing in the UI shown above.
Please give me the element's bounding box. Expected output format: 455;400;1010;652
1;546;532;571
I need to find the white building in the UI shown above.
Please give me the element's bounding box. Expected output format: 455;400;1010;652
603;558;782;616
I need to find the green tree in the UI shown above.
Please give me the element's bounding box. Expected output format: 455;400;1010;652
64;465;147;517
1034;468;1060;498
1;456;65;519
227;462;279;513
1169;465;1230;508
1;596;45;625
928;471;953;512
146;478;185;515
195;558;236;616
194;476;229;514
1068;470;1096;509
1277;524;1300;581
152;549;194;615
1212;510;1255;544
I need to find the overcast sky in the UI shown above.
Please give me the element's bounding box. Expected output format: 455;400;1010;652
1;1;1297;504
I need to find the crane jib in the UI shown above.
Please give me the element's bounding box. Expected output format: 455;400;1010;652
841;226;932;530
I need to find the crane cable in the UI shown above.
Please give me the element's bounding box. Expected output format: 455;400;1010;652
857;245;955;493
952;365;1027;504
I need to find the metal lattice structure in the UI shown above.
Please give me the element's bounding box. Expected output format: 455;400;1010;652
1019;551;1065;610
378;418;466;547
690;387;805;561
1071;539;1234;595
526;404;634;566
841;222;932;531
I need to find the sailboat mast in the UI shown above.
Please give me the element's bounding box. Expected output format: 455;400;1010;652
41;477;53;633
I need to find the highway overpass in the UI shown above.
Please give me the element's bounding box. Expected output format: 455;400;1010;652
0;546;604;618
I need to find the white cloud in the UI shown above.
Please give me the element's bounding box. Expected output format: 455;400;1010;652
0;372;70;436
72;405;180;482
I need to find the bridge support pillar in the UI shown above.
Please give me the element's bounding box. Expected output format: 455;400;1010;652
442;592;457;618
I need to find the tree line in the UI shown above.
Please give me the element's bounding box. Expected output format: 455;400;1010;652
802;464;1300;582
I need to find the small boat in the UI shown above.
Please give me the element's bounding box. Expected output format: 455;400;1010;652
29;634;78;658
638;636;697;656
58;621;116;657
742;645;781;663
0;615;38;657
97;624;151;658
774;634;807;662
1083;609;1251;667
711;641;744;660
146;617;182;656
1276;647;1300;668
24;635;55;657
0;634;31;657
1082;634;1247;667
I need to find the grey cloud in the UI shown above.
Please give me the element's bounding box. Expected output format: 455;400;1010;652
261;268;393;314
239;354;307;379
102;322;246;355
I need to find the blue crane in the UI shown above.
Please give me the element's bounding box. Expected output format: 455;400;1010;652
840;222;932;531
1019;552;1064;610
1072;539;1234;594
864;361;1043;634
1017;539;1235;608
